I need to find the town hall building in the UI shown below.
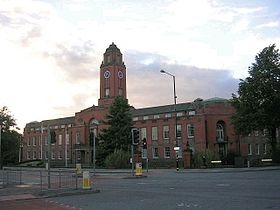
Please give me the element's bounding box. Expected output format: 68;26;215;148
22;43;273;168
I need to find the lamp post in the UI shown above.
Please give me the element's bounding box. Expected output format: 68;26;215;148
160;70;179;171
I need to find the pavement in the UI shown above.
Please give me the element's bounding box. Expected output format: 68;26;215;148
0;166;279;202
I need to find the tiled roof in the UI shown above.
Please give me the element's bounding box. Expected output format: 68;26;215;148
25;116;75;128
131;102;195;117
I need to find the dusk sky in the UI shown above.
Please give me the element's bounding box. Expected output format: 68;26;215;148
1;0;279;131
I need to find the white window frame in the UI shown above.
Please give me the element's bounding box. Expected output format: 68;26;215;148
152;147;159;159
248;143;252;155
163;125;169;139
76;132;81;144
165;113;171;118
187;124;194;138
143;116;149;120
256;143;260;155
33;137;36;146
59;134;62;145
164;147;170;158
152;126;158;140
176;124;182;139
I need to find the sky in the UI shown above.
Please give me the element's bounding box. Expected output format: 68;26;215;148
0;0;279;131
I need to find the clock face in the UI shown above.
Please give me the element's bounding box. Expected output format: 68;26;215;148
104;70;111;79
118;71;123;79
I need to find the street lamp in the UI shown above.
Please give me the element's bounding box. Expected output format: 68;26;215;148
160;69;179;171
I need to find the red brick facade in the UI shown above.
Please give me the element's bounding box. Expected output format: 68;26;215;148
22;43;274;167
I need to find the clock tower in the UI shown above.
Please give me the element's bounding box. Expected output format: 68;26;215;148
98;43;127;107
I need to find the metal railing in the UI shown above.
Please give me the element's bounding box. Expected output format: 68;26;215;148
0;168;82;190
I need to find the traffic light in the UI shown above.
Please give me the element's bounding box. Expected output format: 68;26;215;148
132;128;140;145
142;137;147;149
50;130;56;144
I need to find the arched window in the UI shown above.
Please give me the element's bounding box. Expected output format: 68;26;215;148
216;123;224;142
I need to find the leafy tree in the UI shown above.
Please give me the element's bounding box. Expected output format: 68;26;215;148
0;106;21;167
231;44;280;161
97;96;133;166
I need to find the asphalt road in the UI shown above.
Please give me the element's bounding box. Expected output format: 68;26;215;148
49;169;280;210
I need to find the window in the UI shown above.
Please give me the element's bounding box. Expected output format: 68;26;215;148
66;133;70;145
165;113;171;118
142;148;147;159
188;111;196;116
38;136;41;146
216;124;224;142
76;132;81;144
248;144;252;155
256;144;260;155
33;137;36;146
105;88;110;97
140;128;147;139
118;88;123;96
133;117;139;121
152;127;158;140
143;116;149;120
164;147;170;158
51;150;55;159
163;125;169;139
58;149;62;159
44;136;48;145
152;147;159;158
27;138;31;146
187;124;194;138
33;151;37;159
263;143;267;154
176;112;183;117
153;115;160;119
59;134;62;145
27;151;31;160
176;124;182;138
45;151;48;160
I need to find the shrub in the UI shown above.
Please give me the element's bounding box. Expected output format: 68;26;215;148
193;149;219;168
105;149;130;169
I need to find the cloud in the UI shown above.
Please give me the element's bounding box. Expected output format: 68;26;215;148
125;51;239;108
256;21;279;29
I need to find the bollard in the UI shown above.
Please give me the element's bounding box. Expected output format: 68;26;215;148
82;171;91;189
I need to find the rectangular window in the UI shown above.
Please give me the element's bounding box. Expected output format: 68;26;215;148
164;147;170;158
118;88;123;96
33;151;37;159
27;151;31;160
143;116;149;120
105;88;110;97
59;134;62;145
133;117;139;121
187;124;195;138
38;136;41;146
140;127;147;139
27;138;31;146
163;125;169;139
153;115;160;119
51;150;55;159
263;143;267;154
165;113;171;118
33;137;36;146
152;147;159;158
256;144;260;155
188;111;196;116
176;112;183;117
248;143;252;155
44;136;48;145
152;127;158;140
66;133;70;145
76;132;81;144
58;149;62;159
176;124;182;138
142;148;147;159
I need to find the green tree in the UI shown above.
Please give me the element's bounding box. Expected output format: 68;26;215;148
97;96;133;166
231;44;280;161
0;106;21;167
